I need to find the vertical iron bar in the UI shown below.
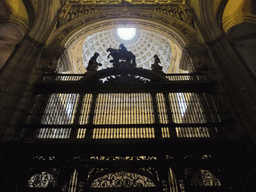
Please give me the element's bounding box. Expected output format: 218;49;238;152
151;93;161;139
71;93;84;140
164;92;176;139
86;93;97;140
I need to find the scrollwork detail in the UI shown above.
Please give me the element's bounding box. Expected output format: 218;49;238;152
27;171;57;188
91;171;156;188
190;170;221;187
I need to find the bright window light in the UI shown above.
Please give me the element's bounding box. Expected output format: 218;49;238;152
117;28;136;40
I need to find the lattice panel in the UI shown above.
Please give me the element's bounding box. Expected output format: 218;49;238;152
161;127;170;138
36;128;72;139
166;75;192;81
156;93;169;124
55;76;84;81
175;127;210;138
92;128;155;139
93;93;154;125
165;74;206;81
79;94;93;124
77;128;86;139
169;93;207;124
41;93;80;125
43;75;84;81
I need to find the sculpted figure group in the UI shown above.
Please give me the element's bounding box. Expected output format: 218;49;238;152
86;44;163;72
107;43;136;68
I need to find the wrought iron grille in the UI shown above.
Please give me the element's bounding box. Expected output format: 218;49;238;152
92;127;155;139
79;94;93;124
23;153;227;192
175;127;210;138
36;128;72;139
41;93;80;125
27;171;57;188
190;170;221;187
93;93;154;125
22;70;226;141
162;127;170;138
41;73;206;82
91;171;156;188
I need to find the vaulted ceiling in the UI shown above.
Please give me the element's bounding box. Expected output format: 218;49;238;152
1;0;256;73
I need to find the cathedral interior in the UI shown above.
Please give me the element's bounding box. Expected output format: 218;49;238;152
1;0;256;191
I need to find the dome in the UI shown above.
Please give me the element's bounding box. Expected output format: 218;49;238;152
82;28;172;73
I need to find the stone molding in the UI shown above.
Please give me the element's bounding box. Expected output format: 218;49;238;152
222;12;256;33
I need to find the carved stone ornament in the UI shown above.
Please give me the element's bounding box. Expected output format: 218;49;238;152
51;4;196;46
155;4;194;28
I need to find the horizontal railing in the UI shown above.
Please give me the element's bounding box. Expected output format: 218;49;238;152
41;73;207;82
20;123;226;142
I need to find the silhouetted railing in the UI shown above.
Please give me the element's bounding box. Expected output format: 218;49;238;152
20;71;229;142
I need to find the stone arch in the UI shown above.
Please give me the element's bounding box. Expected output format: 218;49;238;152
46;8;199;73
50;15;196;48
48;4;197;46
222;0;256;75
222;0;256;33
0;0;28;69
196;0;224;41
29;0;62;43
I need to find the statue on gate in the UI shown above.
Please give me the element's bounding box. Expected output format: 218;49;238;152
119;43;128;52
151;55;163;72
107;43;136;68
86;52;102;72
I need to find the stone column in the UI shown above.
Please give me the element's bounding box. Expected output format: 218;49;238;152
0;34;44;140
206;35;256;142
